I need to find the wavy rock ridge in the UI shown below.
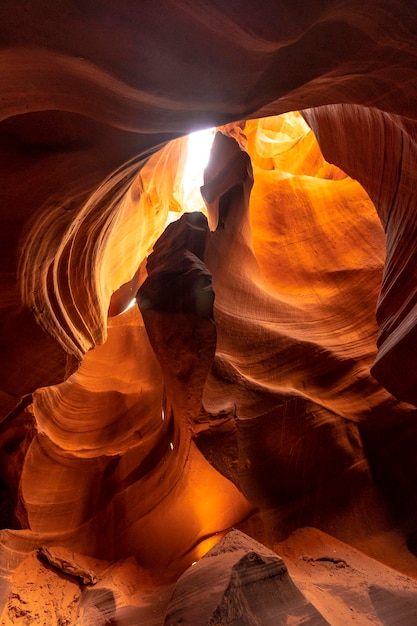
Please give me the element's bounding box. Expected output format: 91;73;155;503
1;1;417;624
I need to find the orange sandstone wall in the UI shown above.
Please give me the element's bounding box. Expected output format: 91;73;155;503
1;0;417;591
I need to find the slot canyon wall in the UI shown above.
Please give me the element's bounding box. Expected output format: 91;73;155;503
1;1;417;624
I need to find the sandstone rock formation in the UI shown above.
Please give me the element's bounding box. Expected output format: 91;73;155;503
164;529;328;625
1;1;417;623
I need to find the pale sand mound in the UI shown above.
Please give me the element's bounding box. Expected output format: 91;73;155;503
2;528;417;624
0;547;174;626
276;527;417;625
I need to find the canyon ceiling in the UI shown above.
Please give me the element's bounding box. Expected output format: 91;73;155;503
1;1;417;624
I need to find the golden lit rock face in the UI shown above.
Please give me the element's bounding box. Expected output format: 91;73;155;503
2;1;417;623
304;105;417;405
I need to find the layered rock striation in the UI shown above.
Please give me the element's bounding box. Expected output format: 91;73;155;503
1;1;417;623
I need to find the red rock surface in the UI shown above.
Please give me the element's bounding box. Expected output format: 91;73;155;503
1;1;417;623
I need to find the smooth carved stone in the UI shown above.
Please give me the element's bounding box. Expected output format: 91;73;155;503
138;212;213;318
303;105;417;405
139;251;214;318
137;211;216;421
164;529;328;625
147;212;209;272
3;1;417;622
202;131;252;231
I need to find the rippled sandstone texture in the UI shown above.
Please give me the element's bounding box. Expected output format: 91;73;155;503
2;1;417;624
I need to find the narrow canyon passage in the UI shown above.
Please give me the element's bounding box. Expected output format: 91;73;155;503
1;2;417;624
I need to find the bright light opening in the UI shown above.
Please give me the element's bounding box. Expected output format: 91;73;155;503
183;127;216;187
120;297;136;315
178;127;215;218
